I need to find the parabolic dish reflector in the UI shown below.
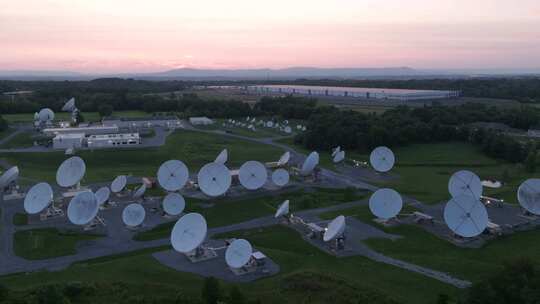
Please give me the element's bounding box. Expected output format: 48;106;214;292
517;179;540;215
274;200;290;218
133;184;146;198
67;191;99;226
24;182;53;214
62;98;76;112
448;170;482;199
369;188;403;220
56;156;86;188
171;212;207;253
157;160;189;192
332;146;341;157
271;169;289;187
162;192;186;216
266;121;273;128
323;215;346;242
122;203;146;227
278;151;290;166
238;161;267;190
38;108;55;122
444;195;488;238
300;152;319;176
225;239;253;269
214;149;228;165
111;175;127;193
284;126;292;134
95;187;110;206
197;163;231;197
0;166;19;188
333;150;345;163
370;146;395;173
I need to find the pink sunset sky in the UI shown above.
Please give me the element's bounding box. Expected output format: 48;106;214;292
1;0;539;73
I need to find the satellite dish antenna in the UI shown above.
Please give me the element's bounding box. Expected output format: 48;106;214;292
24;182;53;214
278;151;290;166
266;121;274;128
133;183;146;198
95;187;110;206
300;152;319;176
448;170;482;199
274;200;290;218
56;156;86;188
444;195;488;238
370;146;395;173
214;149;228;165
225;239;253;269
284;126;292;134
238;161;267;190
333;150;345;163
197;163;231;197
111;175;127;193
369;188;403;220
271;169;289;187
162;192;186;216
157;160;189;192
323;215;346;242
62;98;76;112
332;146;341;157
517;179;540;215
122;203;146;227
170;213;207;253
67;191;99;225
38;108;55;122
302;126;306;131
0;166;19;189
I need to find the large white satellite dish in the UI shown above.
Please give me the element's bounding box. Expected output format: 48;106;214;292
0;166;19;188
214;149;228;165
444;195;488;238
277;151;290;166
157;160;189;192
56;156;86;188
271;169;289;187
111;175;127;193
300;151;319;176
370;146;395;173
274;200;290;218
369;188;403;220
517;179;540;215
67;191;99;225
62;98;76;112
266;121;274;128
133;183;146;198
95;187;110;206
122;203;146;227
162;192;186;216
333;150;345;163
170;213;207;253
332;146;341;157
238;161;267;190
24;182;53;214
323;215;346;242
197;163;231;197
284;126;292;134
38;108;55;122
448;170;482;199
225;239;253;269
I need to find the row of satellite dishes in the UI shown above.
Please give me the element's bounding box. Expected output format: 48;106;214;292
34;98;79;125
224;117;306;134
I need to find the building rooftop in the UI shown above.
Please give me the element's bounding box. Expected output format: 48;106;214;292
103;115;178;122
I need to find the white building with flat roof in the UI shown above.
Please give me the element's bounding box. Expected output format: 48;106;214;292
53;133;84;150
189;117;214;125
43;125;119;137
102;116;181;129
87;133;141;148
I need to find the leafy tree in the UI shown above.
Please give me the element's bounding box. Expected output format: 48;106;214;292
201;277;221;304
98;104;114;117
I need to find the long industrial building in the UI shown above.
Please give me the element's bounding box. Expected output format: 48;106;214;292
245;85;460;101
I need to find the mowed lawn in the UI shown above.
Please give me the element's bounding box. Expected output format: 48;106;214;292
0;130;284;183
1;226;460;304
0;131;35;149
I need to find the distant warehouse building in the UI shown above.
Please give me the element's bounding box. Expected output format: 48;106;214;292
87;133;141;148
189;117;214;126
102;116;181;130
245;85;460;101
53;133;84;149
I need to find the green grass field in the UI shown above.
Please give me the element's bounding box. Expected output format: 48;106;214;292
2;111;148;123
0;131;35;149
0;129;284;183
1;225;459;304
14;228;102;260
